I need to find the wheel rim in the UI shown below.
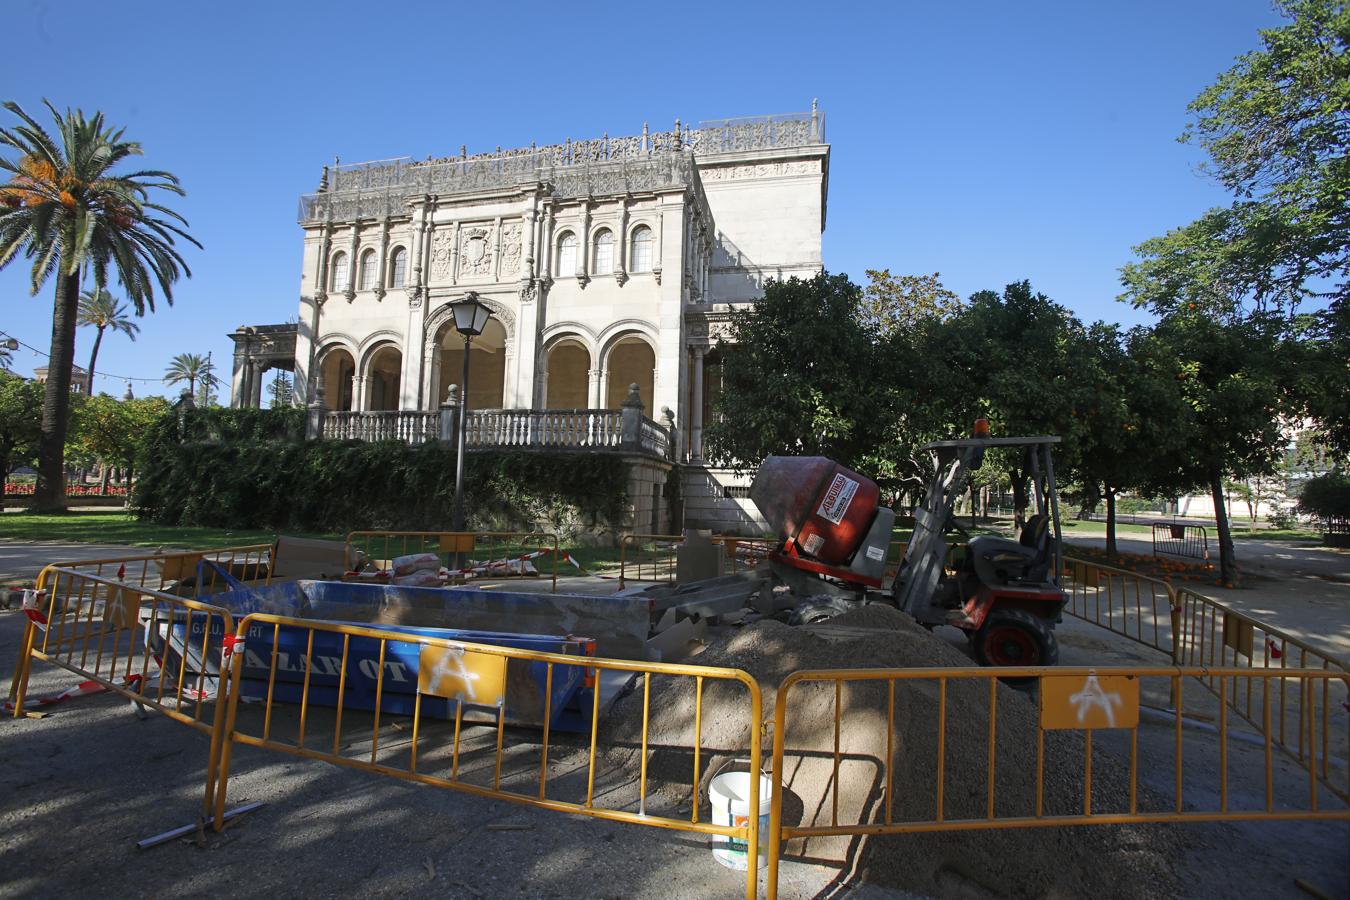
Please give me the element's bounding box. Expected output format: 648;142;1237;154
983;624;1040;665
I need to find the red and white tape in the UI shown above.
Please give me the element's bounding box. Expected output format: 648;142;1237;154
4;673;144;714
560;551;620;580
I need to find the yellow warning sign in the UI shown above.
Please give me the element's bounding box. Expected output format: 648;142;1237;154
158;554;203;582
105;587;141;630
1041;673;1139;730
439;533;476;554
418;645;506;708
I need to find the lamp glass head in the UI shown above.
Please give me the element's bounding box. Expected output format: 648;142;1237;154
451;293;492;336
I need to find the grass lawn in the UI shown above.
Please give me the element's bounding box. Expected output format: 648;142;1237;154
0;510;340;549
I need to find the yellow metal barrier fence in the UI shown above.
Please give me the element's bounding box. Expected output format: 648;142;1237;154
1173;585;1350;786
345;531;559;591
1062;555;1178;658
210;613;764;899
617;533;778;588
765;665;1350;899
37;542;275;596
8;566;237;821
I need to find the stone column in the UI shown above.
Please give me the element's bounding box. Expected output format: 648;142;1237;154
400;289;425;410
345;226;359;302
352;374;366;412
578;202;591;285
449;221;461;285
690;346;705;460
375;218;390;300
249;360;266;408
587;367;603;409
230;343;248;408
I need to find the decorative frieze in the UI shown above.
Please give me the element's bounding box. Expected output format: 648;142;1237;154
699;161;818;182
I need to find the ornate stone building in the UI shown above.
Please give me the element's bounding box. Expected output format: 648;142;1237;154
232;106;829;531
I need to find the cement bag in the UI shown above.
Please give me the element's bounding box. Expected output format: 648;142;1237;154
393;569;444;587
391;552;442;576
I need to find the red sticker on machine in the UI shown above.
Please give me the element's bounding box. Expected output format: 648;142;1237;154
816;474;858;525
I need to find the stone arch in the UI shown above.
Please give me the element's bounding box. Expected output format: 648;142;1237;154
423;295;516;353
599;326;657;410
429;316;508;410
543;331;593;409
315;340;358;412
361;339;403;411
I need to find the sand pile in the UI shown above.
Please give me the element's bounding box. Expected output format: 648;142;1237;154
606;604;1180;899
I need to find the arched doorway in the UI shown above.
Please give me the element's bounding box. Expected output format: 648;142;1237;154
545;339;591;408
364;345;402;411
319;347;356;411
605;335;655;409
434;318;507;409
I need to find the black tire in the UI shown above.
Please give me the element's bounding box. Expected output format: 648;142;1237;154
973;608;1059;668
789;598;851;626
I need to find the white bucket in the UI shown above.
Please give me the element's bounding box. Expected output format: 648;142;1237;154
709;770;773;871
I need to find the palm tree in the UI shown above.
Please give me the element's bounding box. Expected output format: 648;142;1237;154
77;287;139;391
0;100;198;511
164;352;216;401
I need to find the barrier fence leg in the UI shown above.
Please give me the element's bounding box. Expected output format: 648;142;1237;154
9;620;36;717
212;636;248;830
7;617;35;701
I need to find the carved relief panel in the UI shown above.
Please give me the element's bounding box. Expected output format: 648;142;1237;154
430;230;455;280
459;225;494;279
500;222;522;276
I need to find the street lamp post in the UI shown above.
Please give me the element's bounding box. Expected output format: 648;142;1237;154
449;292;493;532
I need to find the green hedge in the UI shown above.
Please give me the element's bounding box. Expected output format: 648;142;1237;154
134;410;628;534
179;406;307;443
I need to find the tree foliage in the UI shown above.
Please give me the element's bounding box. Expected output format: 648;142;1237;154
77;287;139;389
858;269;963;337
73;393;169;481
704;272;900;477
164;352;218;402
1297;471;1350;522
0;100;198;509
0;372;43;477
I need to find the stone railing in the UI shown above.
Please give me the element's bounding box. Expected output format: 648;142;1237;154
299;154;699;224
298;109;825;223
314;405;673;459
464;409;625;449
322;410;439;444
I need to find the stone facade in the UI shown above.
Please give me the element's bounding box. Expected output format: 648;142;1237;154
236;106;830;534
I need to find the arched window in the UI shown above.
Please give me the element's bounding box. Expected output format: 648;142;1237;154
630;226;653;272
389;247;407;288
557;232;578;276
358;249;377;291
593;230;614;275
331;252;349;292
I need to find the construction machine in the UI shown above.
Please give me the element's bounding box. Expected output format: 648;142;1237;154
748;424;1065;668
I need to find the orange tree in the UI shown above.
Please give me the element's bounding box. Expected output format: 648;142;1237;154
0;100;198;511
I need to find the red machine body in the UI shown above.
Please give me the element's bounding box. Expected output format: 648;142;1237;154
750;456;881;565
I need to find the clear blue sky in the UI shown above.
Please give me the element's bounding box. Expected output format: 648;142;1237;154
0;0;1287;399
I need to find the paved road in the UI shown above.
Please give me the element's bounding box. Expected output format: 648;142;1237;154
0;539;152;582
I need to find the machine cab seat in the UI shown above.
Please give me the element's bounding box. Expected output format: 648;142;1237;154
967;514;1051;586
